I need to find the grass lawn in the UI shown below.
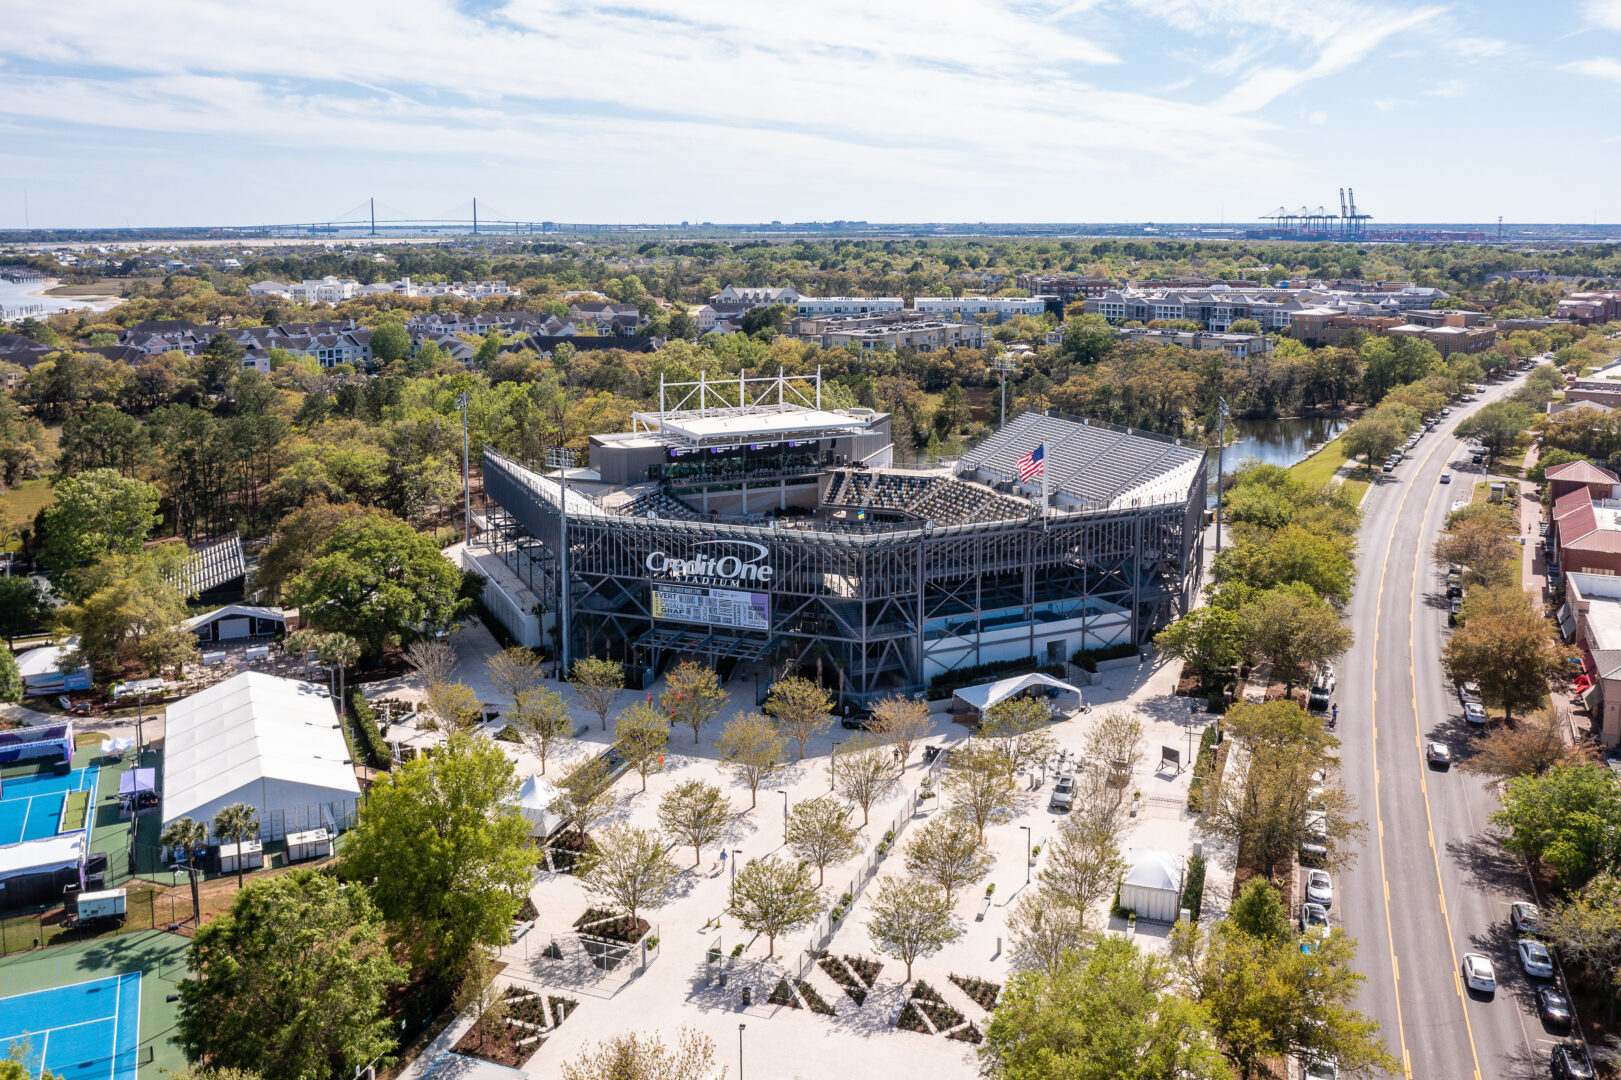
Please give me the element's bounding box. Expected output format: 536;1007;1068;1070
1289;433;1371;501
0;479;54;543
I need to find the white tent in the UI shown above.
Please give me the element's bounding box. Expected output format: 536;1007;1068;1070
16;644;92;695
1120;847;1184;923
162;672;361;843
183;604;288;643
516;775;561;838
0;834;84;883
951;672;1083;719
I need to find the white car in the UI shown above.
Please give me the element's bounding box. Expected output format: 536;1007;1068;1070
1300;902;1330;936
1462;953;1497;993
1302;1058;1339;1080
1426;740;1452;767
1518;938;1555;979
1306;869;1333;908
1464;701;1488;725
1458;681;1483;705
1511;901;1542;935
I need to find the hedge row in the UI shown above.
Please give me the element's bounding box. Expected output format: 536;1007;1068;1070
1071;642;1137;672
1183;853;1206;921
346;689;392;770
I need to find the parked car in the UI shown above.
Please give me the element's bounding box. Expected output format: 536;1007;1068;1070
1459;682;1483;705
1426;740;1452;767
1551;1043;1595;1080
1299;902;1330;936
1462;953;1497;993
1441;406;1452;415
1537;986;1573;1030
1518;938;1555;979
1049;774;1075;811
1301;1058;1338;1080
1440;472;1452;484
1464;701;1488;725
1305;869;1333;908
1382;462;1394;473
1511;901;1542;935
1300;809;1329;863
1450;600;1463;626
1447;581;1463;598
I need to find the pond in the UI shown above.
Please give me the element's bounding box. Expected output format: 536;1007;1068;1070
1206;415;1349;502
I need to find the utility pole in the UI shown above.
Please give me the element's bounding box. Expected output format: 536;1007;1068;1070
993;355;1017;427
472;197;478;236
457;392;471;544
545;446;579;678
1215;397;1230;554
370;197;376;237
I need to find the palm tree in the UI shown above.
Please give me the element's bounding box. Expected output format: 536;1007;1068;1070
211;803;261;889
159;816;208;923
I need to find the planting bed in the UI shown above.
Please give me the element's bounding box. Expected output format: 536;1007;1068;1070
911;980;944;1004
818;955;867;1004
896;1001;930;1034
450;1016;542;1068
549;996;579;1024
796;980;836;1016
503;988;547;1027
946;1022;983;1044
842;954;883;987
916;998;965;1032
768;978;802;1008
573;907;650;944
948;973;1001;1010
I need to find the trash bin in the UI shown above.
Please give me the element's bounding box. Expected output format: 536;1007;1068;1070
741;987;751;1007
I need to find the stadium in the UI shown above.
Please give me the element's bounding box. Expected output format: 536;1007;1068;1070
479;371;1208;711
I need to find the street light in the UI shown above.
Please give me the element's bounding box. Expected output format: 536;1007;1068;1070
456;391;471;545
829;740;842;791
1020;825;1031;885
738;1024;746;1080
731;848;741;882
777;790;789;842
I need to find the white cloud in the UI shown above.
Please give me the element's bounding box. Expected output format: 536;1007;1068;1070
1564;57;1621;83
1308;110;1329;124
1584;0;1621;30
1427;79;1467;97
1451;36;1509;59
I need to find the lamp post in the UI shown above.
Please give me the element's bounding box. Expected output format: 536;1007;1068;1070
456;391;471;544
777;790;789;842
1020;825;1031;885
731;848;741;883
829;740;842;792
544;446;579;679
738;1023;746;1080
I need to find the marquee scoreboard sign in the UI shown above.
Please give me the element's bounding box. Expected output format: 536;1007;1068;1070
651;584;770;631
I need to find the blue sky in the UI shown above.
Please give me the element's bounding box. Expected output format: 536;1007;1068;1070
1;0;1618;227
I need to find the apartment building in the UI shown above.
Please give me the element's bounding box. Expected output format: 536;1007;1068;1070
1558;292;1621;324
710;285;801;307
821;320;983;353
796;296;904;317
1112;327;1273;357
1384;322;1497;356
912;296;1048;323
1285;311;1405;347
1014;275;1116;303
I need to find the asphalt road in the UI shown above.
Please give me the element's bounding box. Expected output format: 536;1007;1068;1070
1330;367;1567;1080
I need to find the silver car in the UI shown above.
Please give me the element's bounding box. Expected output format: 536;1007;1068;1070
1518;938;1554;979
1305;869;1333;908
1049;774;1075;811
1463;953;1497;993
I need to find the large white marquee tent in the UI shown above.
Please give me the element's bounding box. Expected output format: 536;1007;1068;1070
162;672;361;843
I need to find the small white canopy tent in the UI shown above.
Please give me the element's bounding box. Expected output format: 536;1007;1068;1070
162;672;361;843
951;672;1083;720
516;775;561;838
1120;847;1184;923
183;604;288;643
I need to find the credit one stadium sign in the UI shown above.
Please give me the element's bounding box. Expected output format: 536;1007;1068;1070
645;540;774;588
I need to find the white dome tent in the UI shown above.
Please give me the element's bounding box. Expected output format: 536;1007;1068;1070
1120;847;1185;923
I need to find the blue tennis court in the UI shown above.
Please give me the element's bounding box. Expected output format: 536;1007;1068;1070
0;973;140;1080
0;765;99;846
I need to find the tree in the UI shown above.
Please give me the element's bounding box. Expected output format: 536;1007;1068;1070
285;515;468;658
55;550;199;679
550;758;615;840
1082;708;1146;793
0;575;50;648
715;712;787;809
1442;588;1571;722
510;685;573;774
450;949;507;1053
58;403;150;477
370;321;411;365
1545;873;1621;1025
728;855;821;957
943;744;1016;843
285;629;361;709
342;734;533;977
764;675;833;759
1434;517;1519;588
41;468;161;598
1038;812;1125;929
1460;707;1597;779
560;1027;719;1080
1225;879;1292;943
1155;608;1244;692
0;647;17;703
903;816;992;904
1237;584;1353;693
657;779;730;867
832;733;899;825
865;875;960;981
1213;526;1356;606
211;803;261;890
423;680;483;733
1339;416;1403;472
487;646;543;710
979;696;1058;778
983;936;1233;1080
1492;763;1621;890
615;702;670;792
256;500;379;600
1005;890;1087;977
176;869;404;1080
1;1041;62;1080
571;655;624;731
870;694;932;771
659;660;728;744
582;825;680;924
1457;400;1535;459
784;794;859;884
405;638;457;688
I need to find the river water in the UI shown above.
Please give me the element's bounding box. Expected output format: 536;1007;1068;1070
0;277;117;321
1206;414;1349;501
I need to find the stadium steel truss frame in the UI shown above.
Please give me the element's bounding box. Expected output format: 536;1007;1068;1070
482;448;1206;710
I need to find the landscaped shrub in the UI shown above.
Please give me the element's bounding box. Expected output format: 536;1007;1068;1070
916;998;964;1031
947;1022;983;1044
896;1001;930;1033
1183;853;1206;921
928;657;1040;696
345;689;392;769
842;954;884;988
768;978;801;1008
948;973;1001;1010
818;956;867;1004
514;896;539;922
1185;724;1224;813
796;980;836;1016
1071;642;1137;672
912;980;944;1004
548;997;578;1024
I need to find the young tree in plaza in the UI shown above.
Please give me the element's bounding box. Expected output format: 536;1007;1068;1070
943;744;1017;843
615;702;671;793
715;712;787;809
657;779;731;868
784;794;859;884
486;646;544;711
865;875;960;981
1038;811;1125;929
423;679;483;733
571;655;625;731
550;758;615;840
176;869;405;1080
405;638;457;689
582;825;680;925
764;675;834;759
560;1027;719;1080
342;734;532;978
1155;607;1245;693
832;733;898;826
660;660;728;744
903;816;993;904
979;695;1057;778
510;685;573;774
870;693;933;772
728;856;822;957
1083;708;1146;794
1005;890;1088;978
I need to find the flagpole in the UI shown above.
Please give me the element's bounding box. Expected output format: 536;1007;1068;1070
1041;449;1049;529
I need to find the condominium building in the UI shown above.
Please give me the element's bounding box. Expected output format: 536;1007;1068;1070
796;296;904;317
912;296;1048;323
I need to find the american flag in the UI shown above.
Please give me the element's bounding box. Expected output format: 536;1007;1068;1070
1017;443;1045;483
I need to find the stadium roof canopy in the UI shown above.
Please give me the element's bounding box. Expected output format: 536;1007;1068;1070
638;406;879;447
